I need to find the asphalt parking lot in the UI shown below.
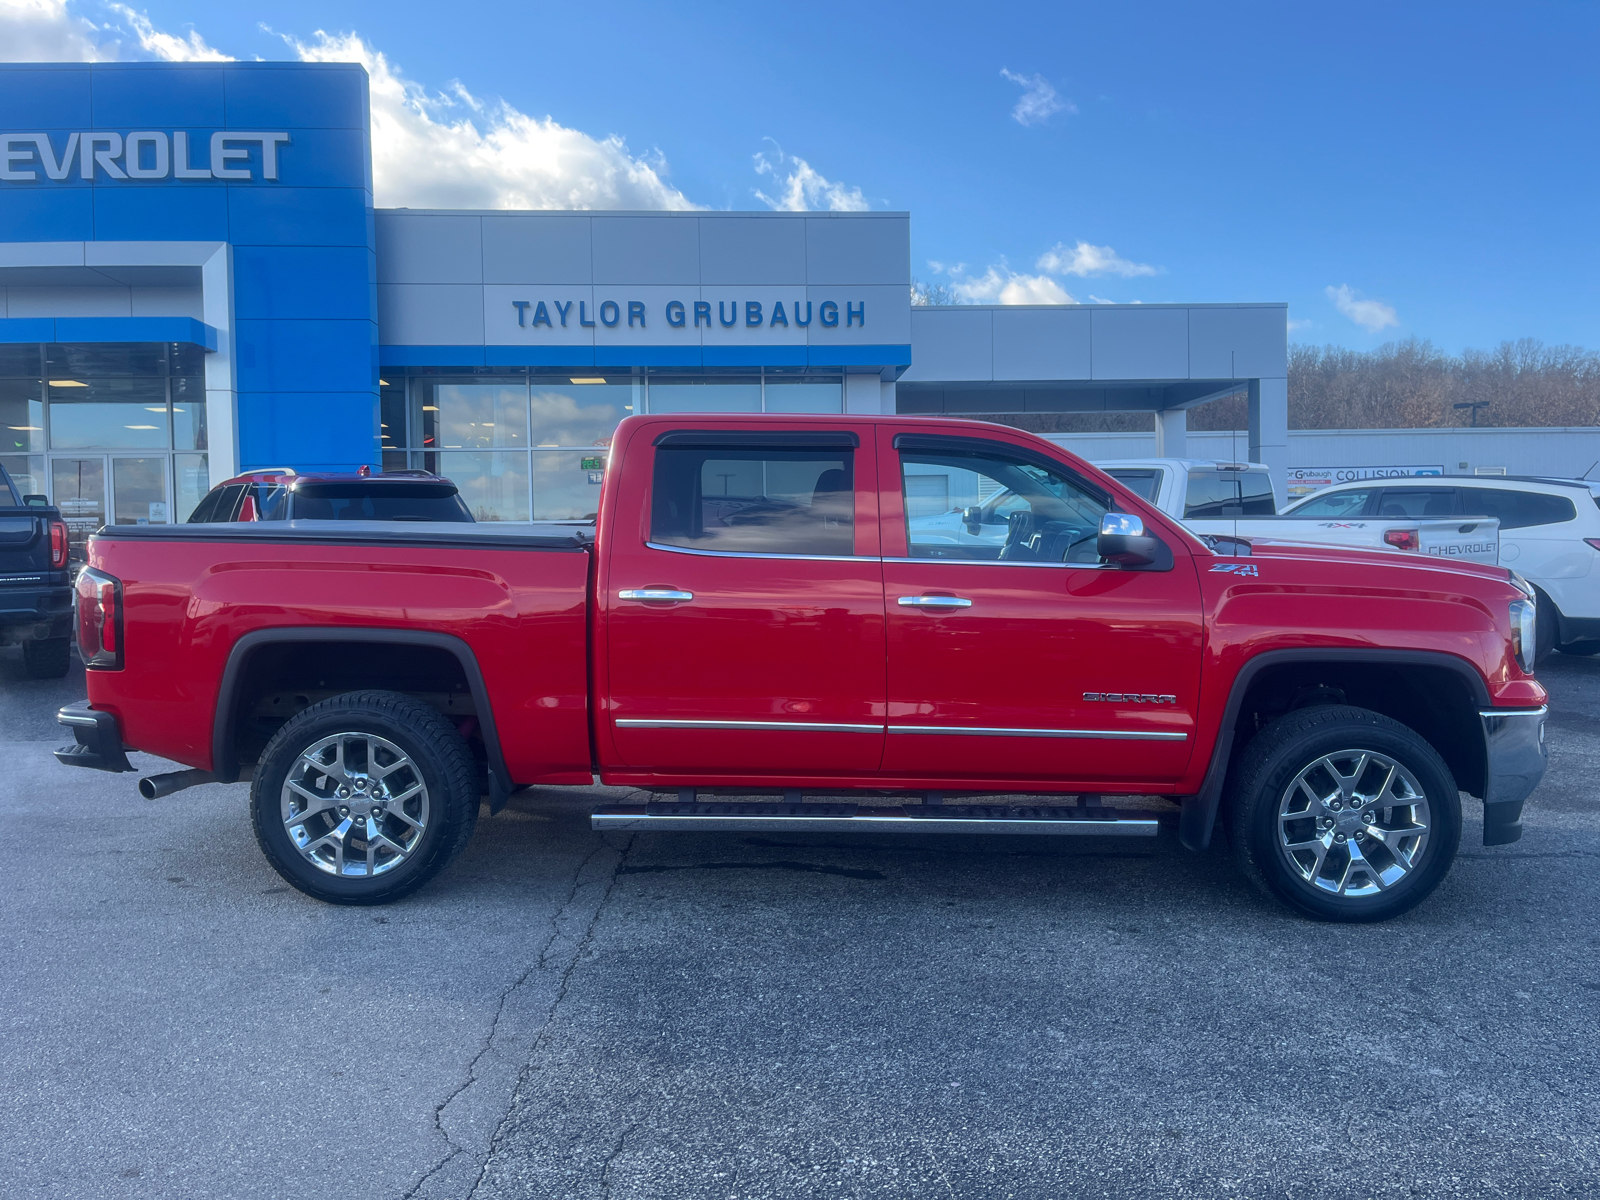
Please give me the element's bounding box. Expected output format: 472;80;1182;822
2;649;1598;1200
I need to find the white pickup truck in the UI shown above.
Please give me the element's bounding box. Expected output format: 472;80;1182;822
1055;454;1501;565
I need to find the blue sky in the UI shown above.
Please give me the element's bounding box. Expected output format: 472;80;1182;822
10;0;1597;352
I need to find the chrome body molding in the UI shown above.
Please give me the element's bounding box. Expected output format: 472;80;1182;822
592;805;1159;837
615;718;883;734
645;541;874;564
886;724;1187;741
1479;706;1549;808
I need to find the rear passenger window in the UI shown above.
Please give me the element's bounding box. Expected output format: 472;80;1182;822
1375;489;1458;518
1104;468;1161;501
185;488;222;523
1458;488;1577;530
188;484;245;523
650;447;855;556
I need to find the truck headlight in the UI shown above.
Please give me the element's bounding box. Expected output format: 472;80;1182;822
1509;598;1536;674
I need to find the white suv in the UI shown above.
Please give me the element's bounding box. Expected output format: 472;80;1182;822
1284;476;1600;658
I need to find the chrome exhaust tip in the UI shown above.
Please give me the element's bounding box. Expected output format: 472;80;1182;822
138;769;216;800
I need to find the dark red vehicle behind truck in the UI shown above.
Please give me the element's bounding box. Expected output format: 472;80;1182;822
55;415;1549;921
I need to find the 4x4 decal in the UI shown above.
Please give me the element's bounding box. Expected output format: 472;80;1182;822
1209;563;1259;577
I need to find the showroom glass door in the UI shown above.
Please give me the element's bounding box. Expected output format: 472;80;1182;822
49;455;170;560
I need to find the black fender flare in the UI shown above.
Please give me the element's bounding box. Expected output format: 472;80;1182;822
212;627;516;813
1179;648;1491;851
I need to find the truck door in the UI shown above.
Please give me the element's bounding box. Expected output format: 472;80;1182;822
881;429;1203;788
601;426;885;776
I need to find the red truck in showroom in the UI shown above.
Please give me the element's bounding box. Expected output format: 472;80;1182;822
55;414;1549;922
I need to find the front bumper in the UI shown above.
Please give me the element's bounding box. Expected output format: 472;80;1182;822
55;701;133;773
1479;706;1548;846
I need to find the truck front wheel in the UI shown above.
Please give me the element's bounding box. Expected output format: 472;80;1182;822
1225;705;1461;922
251;690;480;905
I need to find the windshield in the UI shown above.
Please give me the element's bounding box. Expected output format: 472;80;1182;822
291;483;474;522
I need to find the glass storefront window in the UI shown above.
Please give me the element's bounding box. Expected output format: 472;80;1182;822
0;345;42;377
417;380;529;451
532;450;607;521
1;454;46;498
1;380;45;454
646;377;762;414
172;377;207;450
173;453;210;523
530;378;637;447
380;385;407;452
48;389;171;450
111;457;169;524
47;342;171;378
432;450;531;522
763;378;844;413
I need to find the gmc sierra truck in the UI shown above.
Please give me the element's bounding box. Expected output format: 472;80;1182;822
0;463;73;678
54;415;1549;921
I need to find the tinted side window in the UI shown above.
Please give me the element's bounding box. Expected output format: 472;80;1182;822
1375;488;1458;518
1289;488;1372;518
291;483;475;522
1236;473;1276;516
1457;488;1576;530
902;444;1109;563
256;483;290;521
1185;470;1274;518
186;488;222;523
651;447;854;556
1104;468;1161;502
190;484;246;522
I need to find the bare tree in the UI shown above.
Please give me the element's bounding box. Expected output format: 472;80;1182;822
910;278;963;306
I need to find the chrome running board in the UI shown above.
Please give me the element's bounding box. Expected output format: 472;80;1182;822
592;800;1162;837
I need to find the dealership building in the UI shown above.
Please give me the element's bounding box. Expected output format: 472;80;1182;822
0;61;1288;529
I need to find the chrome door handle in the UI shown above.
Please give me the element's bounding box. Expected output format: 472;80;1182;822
618;589;694;602
897;595;973;608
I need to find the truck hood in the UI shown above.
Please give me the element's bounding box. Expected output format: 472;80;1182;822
1229;537;1511;585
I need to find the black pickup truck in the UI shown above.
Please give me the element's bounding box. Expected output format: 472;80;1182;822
0;464;72;678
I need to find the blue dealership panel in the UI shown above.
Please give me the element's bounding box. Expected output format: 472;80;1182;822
0;60;379;474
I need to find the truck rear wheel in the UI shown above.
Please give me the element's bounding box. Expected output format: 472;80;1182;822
250;690;479;905
22;636;71;679
1225;705;1461;923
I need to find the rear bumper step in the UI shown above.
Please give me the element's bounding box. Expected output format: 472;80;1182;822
592;801;1163;837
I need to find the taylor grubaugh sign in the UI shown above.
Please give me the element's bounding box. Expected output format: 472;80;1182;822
511;298;865;331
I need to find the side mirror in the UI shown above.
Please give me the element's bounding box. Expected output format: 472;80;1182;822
961;505;984;534
1097;512;1172;570
22;494;48;508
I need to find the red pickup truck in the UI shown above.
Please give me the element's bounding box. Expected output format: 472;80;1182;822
55;414;1549;922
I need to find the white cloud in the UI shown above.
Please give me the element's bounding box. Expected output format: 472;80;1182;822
1325;284;1398;333
1287;317;1313;332
110;3;229;61
752;144;868;212
0;0;116;60
285;30;698;210
1036;240;1158;278
3;3;700;210
950;266;1075;305
1000;68;1073;126
927;259;967;276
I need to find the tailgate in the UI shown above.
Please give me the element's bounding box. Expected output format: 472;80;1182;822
1418;518;1499;565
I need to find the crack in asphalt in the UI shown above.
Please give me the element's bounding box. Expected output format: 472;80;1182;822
399;838;619;1200
598;1122;639;1196
464;833;635;1199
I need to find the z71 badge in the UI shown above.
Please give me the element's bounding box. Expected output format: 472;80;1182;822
1209;563;1259;577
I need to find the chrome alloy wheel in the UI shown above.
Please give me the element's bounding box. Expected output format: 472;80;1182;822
281;732;429;878
1277;749;1431;898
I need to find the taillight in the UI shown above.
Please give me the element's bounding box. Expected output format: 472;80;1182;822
49;519;69;568
1383;528;1420;552
1586;538;1600;552
75;566;123;670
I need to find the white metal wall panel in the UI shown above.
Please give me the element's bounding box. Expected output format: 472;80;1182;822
376;283;485;345
1188;306;1287;379
804;216;910;285
992;307;1092;380
902;308;993;381
590;216;700;285
699;217;807;285
374;213;483;284
1091;307;1189;380
481;216;594;285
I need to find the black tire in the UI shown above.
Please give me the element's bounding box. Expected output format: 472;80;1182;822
251;690;479;905
1225;705;1461;923
1533;588;1558;665
22;636;71;679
